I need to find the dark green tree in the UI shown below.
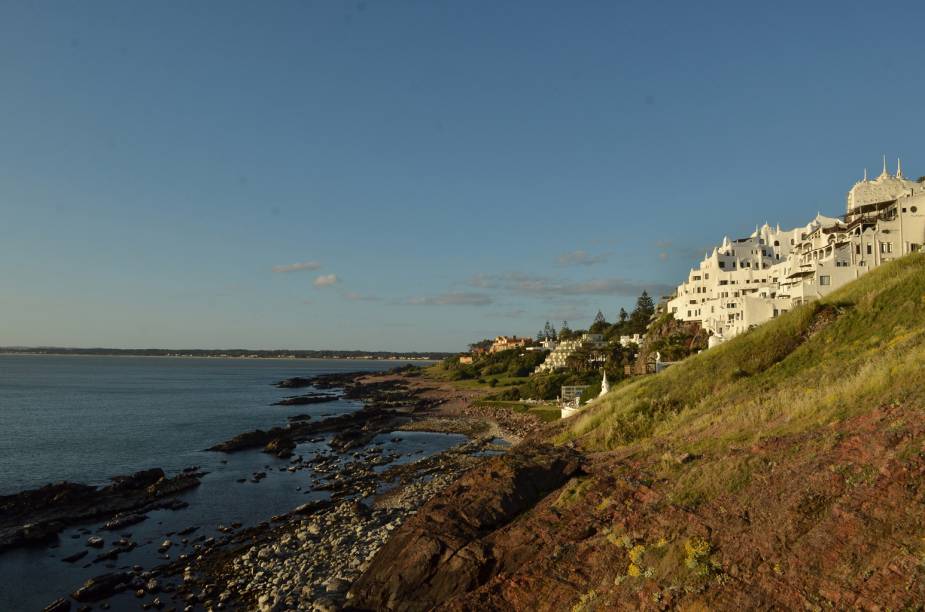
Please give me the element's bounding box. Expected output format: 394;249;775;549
543;321;557;340
628;291;655;333
589;310;609;334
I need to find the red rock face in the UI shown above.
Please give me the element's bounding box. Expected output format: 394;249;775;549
351;403;925;611
347;444;583;611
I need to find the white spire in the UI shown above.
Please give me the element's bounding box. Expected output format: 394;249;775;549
863;167;868;181
897;157;904;179
879;154;889;179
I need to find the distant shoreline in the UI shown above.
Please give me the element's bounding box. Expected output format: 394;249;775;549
0;348;450;361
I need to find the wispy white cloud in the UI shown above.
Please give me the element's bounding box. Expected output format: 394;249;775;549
468;272;673;299
547;306;591;323
406;292;493;306
272;261;321;273
467;273;494;288
313;274;339;287
655;240;709;263
343;291;380;302
492;308;527;319
556;250;609;267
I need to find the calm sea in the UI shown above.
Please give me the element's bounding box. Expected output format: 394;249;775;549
0;354;424;494
0;354;464;609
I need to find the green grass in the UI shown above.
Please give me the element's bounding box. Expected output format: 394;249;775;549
560;254;925;454
423;364;530;389
472;399;562;423
528;405;563;423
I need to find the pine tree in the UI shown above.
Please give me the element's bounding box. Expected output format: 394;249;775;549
618;307;629;323
628;291;655;333
636;291;655;316
594;310;606;324
543;321;557;340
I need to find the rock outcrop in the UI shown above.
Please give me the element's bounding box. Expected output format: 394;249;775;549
348;444;582;611
0;469;202;552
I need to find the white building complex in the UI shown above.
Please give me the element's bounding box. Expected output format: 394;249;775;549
535;333;606;373
668;158;925;343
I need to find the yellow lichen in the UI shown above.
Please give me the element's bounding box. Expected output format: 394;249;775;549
684;536;713;574
628;544;646;564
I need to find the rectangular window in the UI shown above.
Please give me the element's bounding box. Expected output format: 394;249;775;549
719;261;726;268
819;275;830;286
855;245;860;255
867;244;872;255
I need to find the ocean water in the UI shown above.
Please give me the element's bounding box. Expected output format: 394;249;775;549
0;354;465;609
0;354;422;494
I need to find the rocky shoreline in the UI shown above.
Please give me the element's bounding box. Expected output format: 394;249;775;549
154;438;494;611
0;467;204;553
11;367;550;612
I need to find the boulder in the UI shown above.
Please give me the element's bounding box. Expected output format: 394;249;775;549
72;572;132;602
43;597;71;612
86;536;104;548
275;377;315;388
264;437;296;459
105;468;165;492
103;513;147;530
274;394;339;406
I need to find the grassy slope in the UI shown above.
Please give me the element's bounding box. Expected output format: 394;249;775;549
463;254;925;608
397;256;925;610
562;254;925;459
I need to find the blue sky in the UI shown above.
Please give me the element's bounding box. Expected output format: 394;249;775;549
2;1;924;351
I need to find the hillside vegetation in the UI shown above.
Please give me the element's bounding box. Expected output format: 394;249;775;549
363;254;925;610
564;253;925;455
